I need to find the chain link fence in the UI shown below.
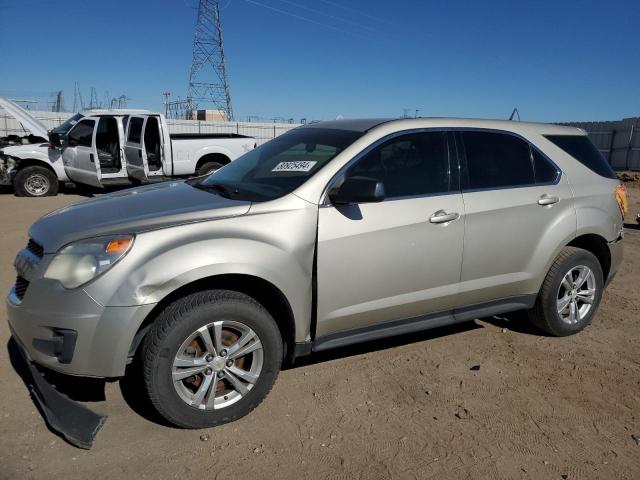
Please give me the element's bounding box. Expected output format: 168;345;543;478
0;109;301;146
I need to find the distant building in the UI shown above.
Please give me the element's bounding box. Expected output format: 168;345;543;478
191;109;228;122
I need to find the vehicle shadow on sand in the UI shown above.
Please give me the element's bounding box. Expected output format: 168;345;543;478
290;310;541;369
7;311;542;430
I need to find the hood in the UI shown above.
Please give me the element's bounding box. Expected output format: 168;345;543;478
30;181;251;252
1;143;49;157
0;98;49;139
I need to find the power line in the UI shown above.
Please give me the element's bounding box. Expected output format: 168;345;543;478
241;0;376;41
274;0;380;34
315;0;401;29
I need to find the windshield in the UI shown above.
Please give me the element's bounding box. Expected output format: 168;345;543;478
196;127;363;202
51;113;85;135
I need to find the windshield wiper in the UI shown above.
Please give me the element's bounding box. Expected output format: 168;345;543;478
192;182;234;199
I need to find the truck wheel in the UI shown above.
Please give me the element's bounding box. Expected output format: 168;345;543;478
528;246;603;336
141;290;283;429
196;161;224;176
13;165;59;197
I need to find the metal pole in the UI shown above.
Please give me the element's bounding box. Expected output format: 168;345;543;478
607;129;616;167
626;122;635;171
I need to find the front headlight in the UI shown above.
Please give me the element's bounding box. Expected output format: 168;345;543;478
44;235;134;289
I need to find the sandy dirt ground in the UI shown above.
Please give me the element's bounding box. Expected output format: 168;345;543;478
0;183;639;480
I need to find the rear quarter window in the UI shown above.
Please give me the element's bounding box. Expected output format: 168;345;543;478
544;135;616;179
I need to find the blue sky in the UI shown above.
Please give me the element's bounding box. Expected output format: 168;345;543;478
0;0;638;122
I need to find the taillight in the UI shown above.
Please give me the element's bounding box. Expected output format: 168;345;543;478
615;184;628;219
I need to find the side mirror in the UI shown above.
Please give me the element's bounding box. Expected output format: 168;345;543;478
329;176;385;205
48;132;66;149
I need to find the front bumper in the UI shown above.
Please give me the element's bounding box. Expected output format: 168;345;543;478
9;330;107;449
7;278;156;378
0;161;12;185
0;152;17;185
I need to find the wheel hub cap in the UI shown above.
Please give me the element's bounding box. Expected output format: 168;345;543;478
25;173;49;195
210;356;225;370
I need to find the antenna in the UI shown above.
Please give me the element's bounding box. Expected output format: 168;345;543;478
187;0;233;120
508;107;520;121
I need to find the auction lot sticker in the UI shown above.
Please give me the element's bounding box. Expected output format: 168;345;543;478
272;161;317;172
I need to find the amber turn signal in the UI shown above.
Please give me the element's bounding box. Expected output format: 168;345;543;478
615;184;628;219
105;236;133;255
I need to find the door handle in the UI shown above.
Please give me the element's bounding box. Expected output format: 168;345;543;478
89;154;95;163
537;194;559;206
429;210;459;224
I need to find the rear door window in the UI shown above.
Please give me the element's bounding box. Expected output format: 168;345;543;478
128;117;144;144
461;131;535;190
544;135;616;179
532;148;559;183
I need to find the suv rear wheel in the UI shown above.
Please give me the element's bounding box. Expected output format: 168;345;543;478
528;246;603;336
141;290;283;429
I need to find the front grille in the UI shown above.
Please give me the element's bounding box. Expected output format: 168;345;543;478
14;276;29;301
26;238;44;258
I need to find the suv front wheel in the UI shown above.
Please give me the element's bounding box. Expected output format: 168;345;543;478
528;246;604;336
141;290;283;429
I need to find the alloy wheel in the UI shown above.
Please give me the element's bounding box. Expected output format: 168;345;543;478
556;265;596;324
171;320;263;410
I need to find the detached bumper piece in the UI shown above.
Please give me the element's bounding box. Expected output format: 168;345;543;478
12;336;107;449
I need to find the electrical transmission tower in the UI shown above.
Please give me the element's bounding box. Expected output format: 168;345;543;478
73;81;84;112
187;0;233;121
52;90;65;112
89;87;99;110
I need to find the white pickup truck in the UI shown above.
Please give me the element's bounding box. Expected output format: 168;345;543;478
0;98;256;196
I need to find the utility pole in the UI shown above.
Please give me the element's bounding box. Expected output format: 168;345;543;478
187;0;233;121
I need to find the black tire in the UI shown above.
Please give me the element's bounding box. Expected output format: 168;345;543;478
528;246;604;336
196;161;224;177
141;290;283;429
13;165;59;197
